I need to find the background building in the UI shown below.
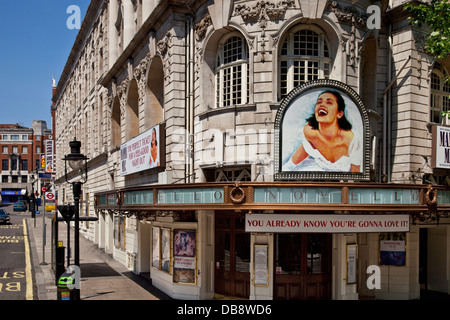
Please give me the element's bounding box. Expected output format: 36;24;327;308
52;0;450;300
0;121;52;203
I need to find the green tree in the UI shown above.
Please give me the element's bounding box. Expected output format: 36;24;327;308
405;0;450;122
404;0;450;60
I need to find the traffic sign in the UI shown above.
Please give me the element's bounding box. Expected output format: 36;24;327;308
41;186;47;193
45;192;55;201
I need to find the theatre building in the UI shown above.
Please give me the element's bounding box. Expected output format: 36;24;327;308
53;0;450;300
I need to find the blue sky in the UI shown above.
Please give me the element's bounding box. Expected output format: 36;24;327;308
0;0;90;129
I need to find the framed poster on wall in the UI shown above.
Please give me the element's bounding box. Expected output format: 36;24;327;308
253;245;269;286
346;244;358;284
114;216;126;249
161;228;171;273
274;79;370;181
173;230;196;284
379;232;406;266
152;227;160;269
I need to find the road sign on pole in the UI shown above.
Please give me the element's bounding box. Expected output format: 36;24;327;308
45;192;55;201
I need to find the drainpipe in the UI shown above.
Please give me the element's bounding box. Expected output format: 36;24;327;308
185;15;195;183
382;23;392;183
189;16;195;183
382;45;411;183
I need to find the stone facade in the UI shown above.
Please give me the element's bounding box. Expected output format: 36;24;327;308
52;0;450;300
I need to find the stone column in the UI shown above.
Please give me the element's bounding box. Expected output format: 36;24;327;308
123;0;135;49
108;0;118;68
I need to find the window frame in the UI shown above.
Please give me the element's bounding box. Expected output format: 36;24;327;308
215;33;249;108
2;159;8;170
430;66;450;124
278;26;332;99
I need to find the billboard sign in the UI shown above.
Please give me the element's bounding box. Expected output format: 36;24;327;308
45;139;54;173
274;80;370;181
431;125;450;169
120;124;164;176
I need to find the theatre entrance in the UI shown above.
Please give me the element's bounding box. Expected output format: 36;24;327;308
215;213;250;299
274;233;332;300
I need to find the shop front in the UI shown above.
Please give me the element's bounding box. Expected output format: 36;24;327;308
93;81;450;300
94;182;449;300
1;189;27;203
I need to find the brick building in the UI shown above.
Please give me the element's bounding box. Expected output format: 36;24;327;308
0;121;52;203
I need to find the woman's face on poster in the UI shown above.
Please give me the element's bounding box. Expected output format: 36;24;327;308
314;92;343;125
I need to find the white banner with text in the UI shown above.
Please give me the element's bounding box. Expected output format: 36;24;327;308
245;214;410;233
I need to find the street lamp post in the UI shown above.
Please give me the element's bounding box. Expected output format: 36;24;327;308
61;138;88;300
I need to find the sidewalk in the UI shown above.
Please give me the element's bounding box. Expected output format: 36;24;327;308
25;211;171;300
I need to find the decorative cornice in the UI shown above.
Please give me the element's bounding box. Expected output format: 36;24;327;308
234;0;295;27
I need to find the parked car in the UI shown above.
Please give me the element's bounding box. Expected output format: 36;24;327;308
0;209;10;224
13;200;27;211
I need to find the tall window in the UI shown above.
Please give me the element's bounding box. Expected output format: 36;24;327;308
11;159;17;171
279;27;331;99
21;159;28;171
430;63;450;123
215;35;249;107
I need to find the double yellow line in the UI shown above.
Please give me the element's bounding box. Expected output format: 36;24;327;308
23;220;34;300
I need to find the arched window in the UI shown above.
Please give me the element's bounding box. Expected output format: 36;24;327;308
111;97;121;148
279;27;331;99
215;35;249;107
430;63;450;123
126;79;139;140
145;55;164;129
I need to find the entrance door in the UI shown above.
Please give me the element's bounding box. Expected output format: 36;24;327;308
274;233;332;300
215;213;250;299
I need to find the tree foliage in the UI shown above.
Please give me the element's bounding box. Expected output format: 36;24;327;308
404;0;450;60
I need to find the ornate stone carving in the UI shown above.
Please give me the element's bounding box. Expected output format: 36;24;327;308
234;0;296;62
156;31;172;57
326;1;369;67
195;15;212;42
156;32;173;82
116;79;129;112
235;0;295;24
327;1;368;29
134;52;151;85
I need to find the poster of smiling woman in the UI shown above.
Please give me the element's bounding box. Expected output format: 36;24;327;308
275;80;370;181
